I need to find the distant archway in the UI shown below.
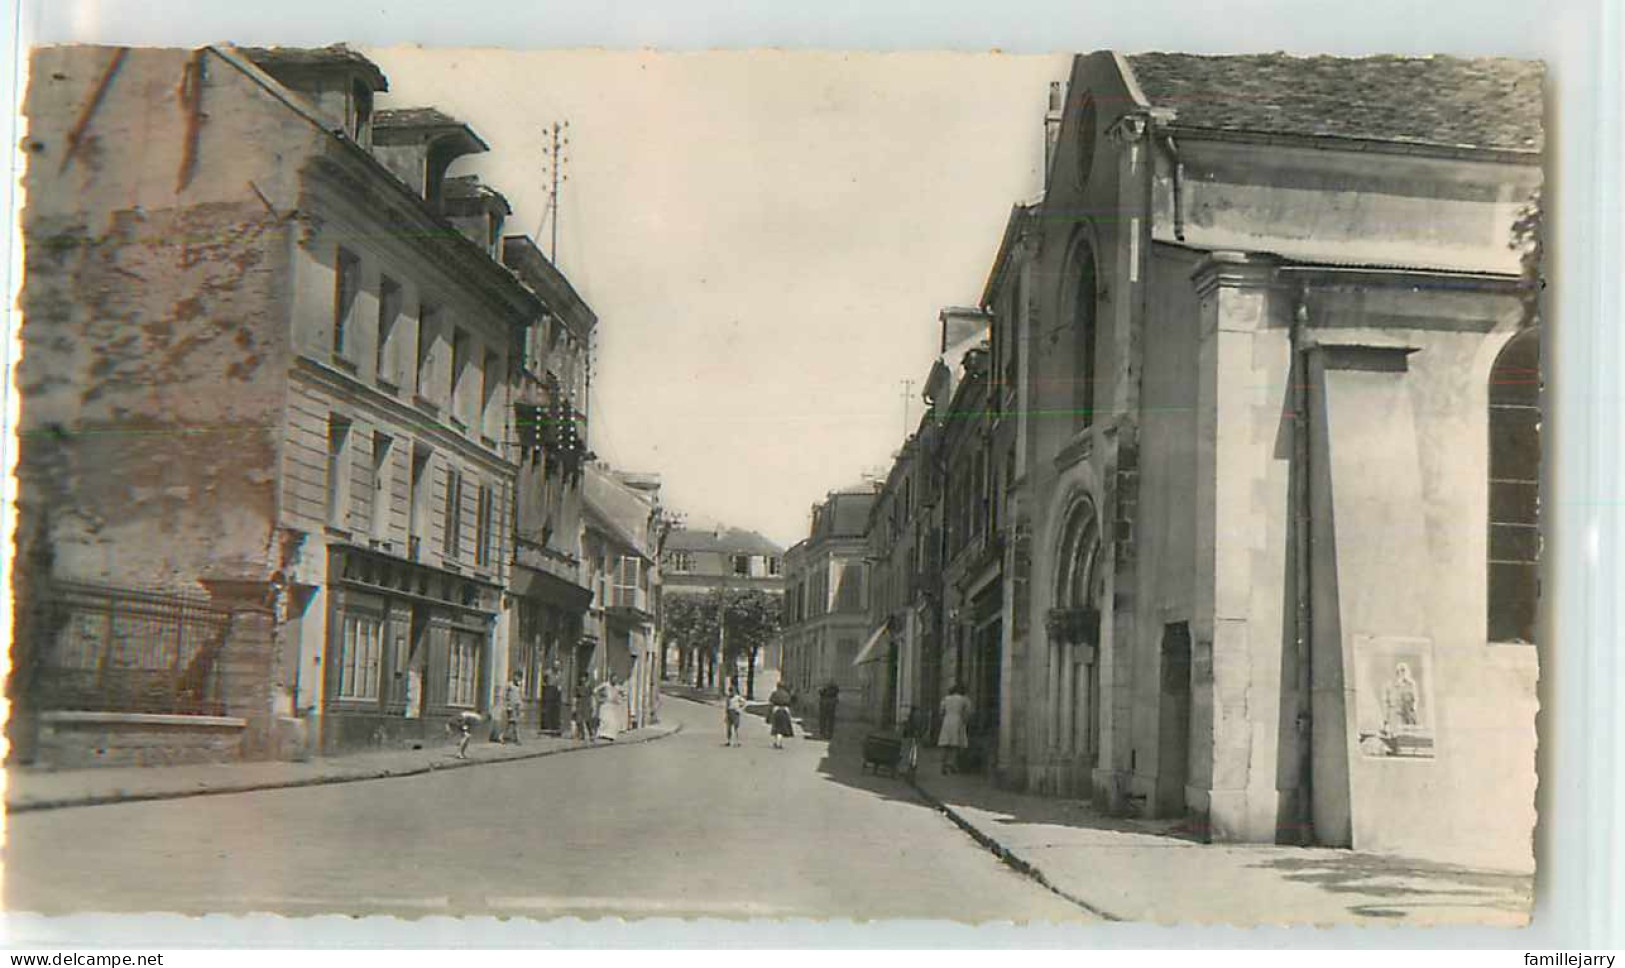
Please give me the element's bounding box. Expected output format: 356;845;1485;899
1049;495;1105;764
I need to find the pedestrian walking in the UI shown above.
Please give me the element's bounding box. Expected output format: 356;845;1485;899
725;684;746;747
768;681;795;749
501;671;524;745
937;683;973;774
449;709;483;759
817;681;840;739
572;677;596;741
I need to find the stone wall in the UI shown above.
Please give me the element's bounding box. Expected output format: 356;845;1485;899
36;712;247;770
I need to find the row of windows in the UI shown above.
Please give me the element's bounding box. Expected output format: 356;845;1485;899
333;612;485;710
784;559;869;624
331;244;507;449
663;551;783;577
325;414;501;572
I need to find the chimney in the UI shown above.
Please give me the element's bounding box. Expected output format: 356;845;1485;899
939;306;991;355
1044;81;1065;182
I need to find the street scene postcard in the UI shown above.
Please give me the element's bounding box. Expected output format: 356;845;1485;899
5;44;1544;928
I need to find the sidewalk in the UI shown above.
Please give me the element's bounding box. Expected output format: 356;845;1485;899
5;719;682;814
893;743;1532;927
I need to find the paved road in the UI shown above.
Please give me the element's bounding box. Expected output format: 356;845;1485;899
4;697;1086;922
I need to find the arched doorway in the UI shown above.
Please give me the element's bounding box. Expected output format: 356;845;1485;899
1048;496;1106;774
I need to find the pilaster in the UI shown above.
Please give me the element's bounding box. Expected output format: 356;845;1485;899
1189;252;1295;842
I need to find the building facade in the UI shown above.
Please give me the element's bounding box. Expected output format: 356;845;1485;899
859;432;931;730
780;491;874;721
988;52;1542;870
660;524;785;694
504;234;596;735
14;44;601;764
580;466;666;730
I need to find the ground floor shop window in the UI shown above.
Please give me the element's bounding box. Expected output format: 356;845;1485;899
337;614;383;701
448;630;482;708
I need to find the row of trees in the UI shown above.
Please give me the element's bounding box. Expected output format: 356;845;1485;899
661;587;781;699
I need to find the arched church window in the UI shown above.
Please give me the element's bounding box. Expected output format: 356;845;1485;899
1071;241;1098;430
1488;327;1540;644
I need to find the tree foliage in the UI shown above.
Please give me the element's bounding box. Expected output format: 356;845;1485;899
1510;187;1543;327
660;587;782;691
662;590;721;656
720;587;781;662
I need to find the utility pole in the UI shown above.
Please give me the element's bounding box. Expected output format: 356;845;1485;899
540;120;570;262
900;378;916;439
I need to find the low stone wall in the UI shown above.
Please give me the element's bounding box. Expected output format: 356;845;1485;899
36;711;247;770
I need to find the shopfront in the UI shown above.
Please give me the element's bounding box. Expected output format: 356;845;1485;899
322;544;501;751
511;564;591;735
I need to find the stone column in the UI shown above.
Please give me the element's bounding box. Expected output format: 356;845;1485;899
201;578;278;760
1190;253;1295;843
998;506;1032;781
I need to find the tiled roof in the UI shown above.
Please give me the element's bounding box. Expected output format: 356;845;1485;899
666;527;784;557
442;175;513;214
1124;53;1543;154
584;465;656;558
375;107;462;128
240;44;388;92
819;492;876;539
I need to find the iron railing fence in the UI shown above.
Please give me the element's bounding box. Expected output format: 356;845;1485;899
35;580;234;717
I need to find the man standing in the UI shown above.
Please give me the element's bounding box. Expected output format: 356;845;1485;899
818;681;840;740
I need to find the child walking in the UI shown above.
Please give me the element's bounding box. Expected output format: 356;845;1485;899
725;684;747;747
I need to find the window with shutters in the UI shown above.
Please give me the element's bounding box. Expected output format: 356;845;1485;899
614;556;642;609
370;433;393;541
333;247;361;359
416;303;440;403
376;276;402;387
326;416;352;529
450;328;472;430
444;468;464;560
476;482;496;568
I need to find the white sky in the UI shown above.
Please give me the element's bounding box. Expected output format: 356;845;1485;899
366;48;1070;548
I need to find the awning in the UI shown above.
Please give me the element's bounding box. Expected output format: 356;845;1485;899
511;565;594;611
852;624;890;667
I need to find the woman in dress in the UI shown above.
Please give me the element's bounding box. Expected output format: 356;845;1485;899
596;674;626;741
937;683;973;774
768;681;796;749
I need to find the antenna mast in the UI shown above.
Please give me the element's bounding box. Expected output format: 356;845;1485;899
540;120;570;262
899;378;916;439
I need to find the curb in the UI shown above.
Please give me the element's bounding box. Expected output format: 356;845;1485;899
7;722;685;814
906;773;1124;923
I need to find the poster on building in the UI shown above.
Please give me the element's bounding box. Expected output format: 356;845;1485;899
1355;635;1438;759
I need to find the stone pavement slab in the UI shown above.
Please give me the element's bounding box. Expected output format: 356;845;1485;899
4;720;681;813
903;744;1533;927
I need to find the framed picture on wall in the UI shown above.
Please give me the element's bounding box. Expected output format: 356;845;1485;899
1355;635;1438;759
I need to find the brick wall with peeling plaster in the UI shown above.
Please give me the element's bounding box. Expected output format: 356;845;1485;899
14;46;324;763
18;202;292;591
